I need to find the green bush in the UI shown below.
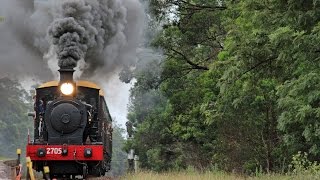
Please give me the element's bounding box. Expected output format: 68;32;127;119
289;151;320;176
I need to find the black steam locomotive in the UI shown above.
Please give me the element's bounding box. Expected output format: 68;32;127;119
26;69;112;179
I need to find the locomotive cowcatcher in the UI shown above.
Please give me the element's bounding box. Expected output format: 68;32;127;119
26;69;113;179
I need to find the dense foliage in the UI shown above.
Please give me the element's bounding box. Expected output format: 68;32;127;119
109;123;128;176
0;77;32;158
127;0;320;174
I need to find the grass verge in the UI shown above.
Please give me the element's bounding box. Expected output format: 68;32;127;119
0;156;9;161
122;171;243;180
121;171;320;180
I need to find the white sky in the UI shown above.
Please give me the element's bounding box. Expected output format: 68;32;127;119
102;74;133;129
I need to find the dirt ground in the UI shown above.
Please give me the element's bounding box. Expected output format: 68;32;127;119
0;161;10;180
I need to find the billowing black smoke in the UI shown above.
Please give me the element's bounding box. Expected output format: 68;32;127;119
48;1;96;69
0;0;144;79
49;17;87;69
47;0;145;75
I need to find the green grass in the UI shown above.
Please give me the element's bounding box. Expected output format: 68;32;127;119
0;156;9;160
120;171;320;180
121;171;243;180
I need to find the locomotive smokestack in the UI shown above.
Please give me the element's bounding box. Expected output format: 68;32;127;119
59;68;75;84
58;68;76;96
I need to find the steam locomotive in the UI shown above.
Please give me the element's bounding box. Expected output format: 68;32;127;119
26;69;113;179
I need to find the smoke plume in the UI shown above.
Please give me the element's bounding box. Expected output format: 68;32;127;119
0;0;149;128
48;0;144;77
0;0;145;79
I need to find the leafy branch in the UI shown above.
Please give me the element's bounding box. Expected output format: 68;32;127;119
169;48;209;70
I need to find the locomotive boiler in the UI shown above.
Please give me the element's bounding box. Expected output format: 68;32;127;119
26;68;113;179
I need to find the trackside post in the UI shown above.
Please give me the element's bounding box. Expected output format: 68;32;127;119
26;157;35;180
15;149;22;180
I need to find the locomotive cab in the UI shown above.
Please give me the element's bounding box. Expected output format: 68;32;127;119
27;73;112;178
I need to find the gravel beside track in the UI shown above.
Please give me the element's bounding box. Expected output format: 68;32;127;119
87;176;116;180
0;161;10;180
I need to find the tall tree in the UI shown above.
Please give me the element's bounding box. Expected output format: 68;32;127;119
109;122;128;176
128;0;320;173
0;77;32;158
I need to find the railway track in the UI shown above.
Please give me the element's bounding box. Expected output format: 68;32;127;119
1;160;117;180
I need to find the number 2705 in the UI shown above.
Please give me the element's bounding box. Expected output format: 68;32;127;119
46;148;62;155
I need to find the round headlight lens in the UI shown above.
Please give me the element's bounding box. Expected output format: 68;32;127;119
60;83;74;95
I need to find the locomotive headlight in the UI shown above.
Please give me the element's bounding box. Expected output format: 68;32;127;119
60;83;74;95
